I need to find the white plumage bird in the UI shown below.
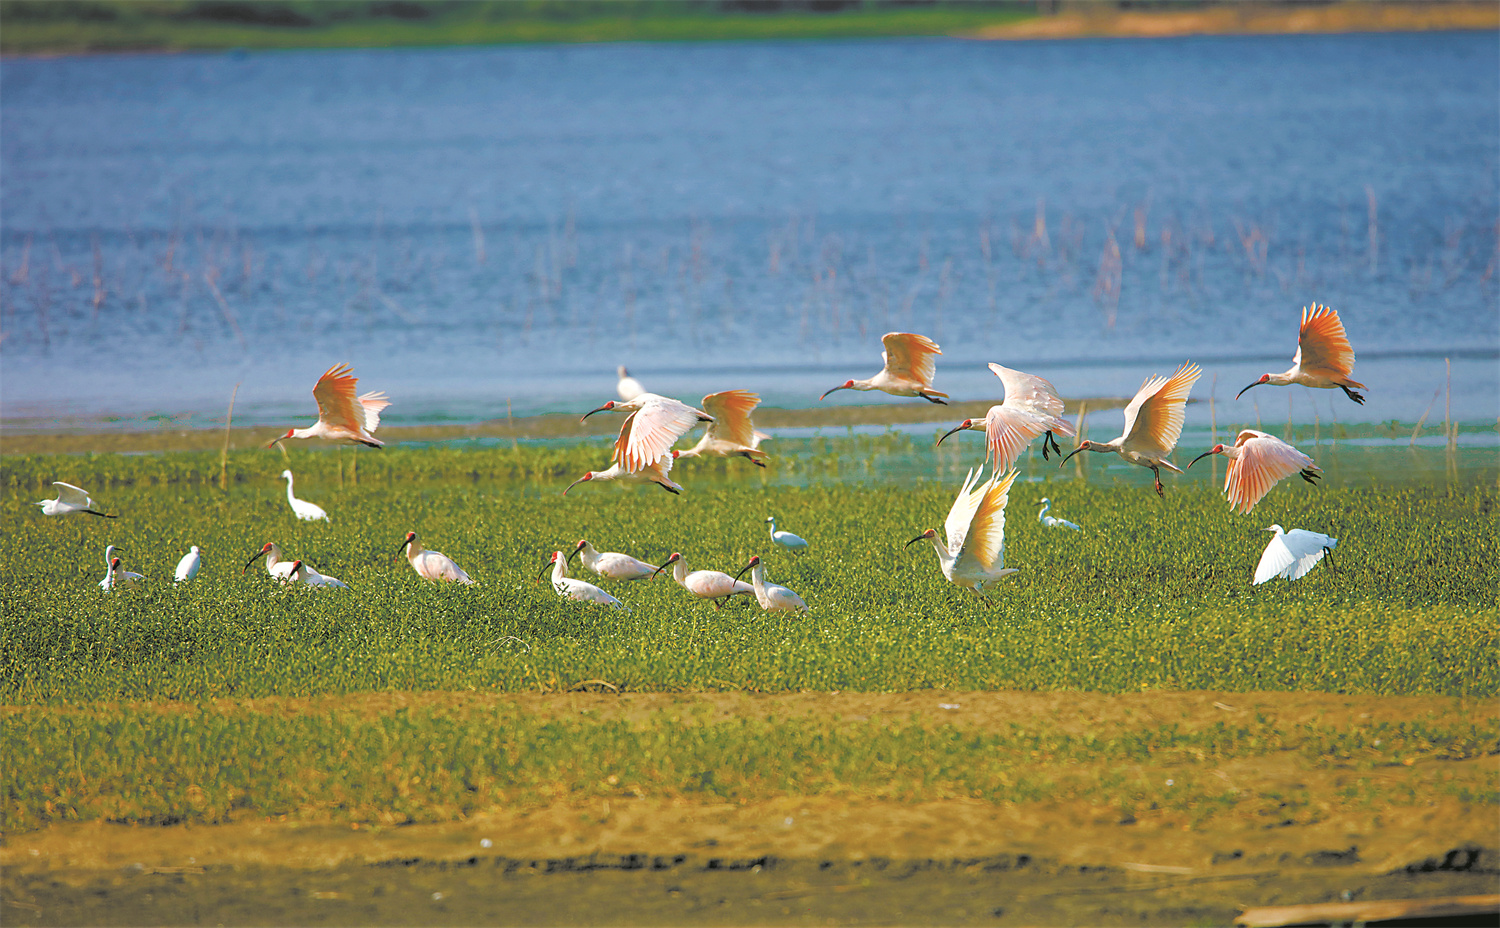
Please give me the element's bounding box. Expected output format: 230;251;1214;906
652;552;755;607
539;550;628;609
616;366;645;402
281;470;330;522
99;545;144;591
1037;498;1081;531
398;531;474;584
907;468;1021;595
937;364;1076;468
733;555;808;613
568;540;659;581
1254;525;1337;585
766;516;809;550
38;481;116;518
1060;362;1202;497
244;541;297;581
675;390;769;467
581;392;713;473
1189;430;1321;515
821;331;949;404
174;546;202;582
269;363;390;448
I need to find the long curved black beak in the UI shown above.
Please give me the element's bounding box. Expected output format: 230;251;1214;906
819;385;846;400
563;474;588;496
536;560;553;582
936;424;965;447
1060;447;1086;467
651;557;675;579
1188;450;1215;469
732;558;758;584
580;404;611;423
566;545;582;564
903;534;928;550
242;551;264;575
1235;381;1261;400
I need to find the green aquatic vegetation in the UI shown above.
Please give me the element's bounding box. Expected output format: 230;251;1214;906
1;444;1495;703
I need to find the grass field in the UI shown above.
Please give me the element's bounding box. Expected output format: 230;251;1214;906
3;440;1496;924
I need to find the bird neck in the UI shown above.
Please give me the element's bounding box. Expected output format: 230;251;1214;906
1038;501;1050;520
673;558;689;585
285;479;297;501
578;544;600;568
751;563;766;593
405;539;425;560
553;556;568;582
265;545;283;567
290;425;319;440
925;533;954;568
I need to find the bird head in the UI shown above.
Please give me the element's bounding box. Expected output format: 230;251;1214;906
281;469;293;479
1264;524;1285;535
820;380;855;400
1060;441;1094;465
110;557;122;570
563;472;594;495
395;531;417;560
286;560;304;581
1236;374;1271;400
936;420;973;446
536;551;560;582
580;401;617;422
242;542;275;574
651;552;682;579
904;528;938;549
1189;445;1225;468
267;429;294;449
1039;498;1051;506
731;554;762;585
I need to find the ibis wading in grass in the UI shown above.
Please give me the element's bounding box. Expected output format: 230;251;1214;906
766;516;808;550
821;331;949;404
938;364;1075;467
398;531;473;584
539;551;628;609
281;470;330;522
906;468;1021;596
38;481;115;518
1237;303;1366;404
1037;498;1081;531
281;560;347;588
1189;430;1321;515
244;542;297;581
174;546;202;582
675;390;769;467
568;540;658;581
1254;525;1337;585
733;555;808;613
653;552;754;607
1060;361;1202;497
270;363;390;448
99;545;144;591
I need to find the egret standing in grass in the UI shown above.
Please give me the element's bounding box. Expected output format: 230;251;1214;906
1037;498;1081;531
539;551;628;609
174;546;202;582
906;468;1021;596
398;531;473;584
733;555;808;613
1189;430;1321;515
38;482;116;518
1060;362;1202;497
937;364;1075;467
766;516;808;551
269;363;390;448
1254;525;1337;585
1238;303;1366;405
281;470;330;522
652;552;754;607
567;540;658;581
821;332;949;404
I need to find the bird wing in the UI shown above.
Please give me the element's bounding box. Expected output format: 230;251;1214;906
613;400;702;473
983;405;1051;471
1293;304;1356;378
701;390;760;447
881;332;941;386
1281;530;1333;580
52;482;92;507
1253;533;1296;585
990;363;1066;420
311;364;369;434
1121;362;1201;456
1224;430;1314;515
958;469;1018;572
358;391;390;433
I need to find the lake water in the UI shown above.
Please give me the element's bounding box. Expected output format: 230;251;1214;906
2;32;1496;433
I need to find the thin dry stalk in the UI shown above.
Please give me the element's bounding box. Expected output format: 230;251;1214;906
220;383;239;491
204;271;247;348
1073;401;1089;480
1411;385;1443;445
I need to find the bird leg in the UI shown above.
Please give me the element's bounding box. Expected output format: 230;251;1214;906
1300;468;1321;485
1042;430;1063;460
919;391;948;405
1323;547;1337;572
1340;385;1366;405
1151;465;1165;498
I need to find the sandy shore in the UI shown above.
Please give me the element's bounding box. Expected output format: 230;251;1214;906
969;2;1499;41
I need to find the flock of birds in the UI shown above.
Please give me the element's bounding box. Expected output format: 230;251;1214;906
40;304;1362;606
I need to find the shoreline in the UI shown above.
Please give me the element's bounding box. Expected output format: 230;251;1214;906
3;3;1494;58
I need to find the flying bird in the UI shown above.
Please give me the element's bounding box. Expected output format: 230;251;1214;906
1060;362;1202;497
37;482;115;518
938;364;1075;467
174;546;202;582
568;540;659;581
1037;498;1081;531
281;470;330;522
539;550;628;609
581;393;712;473
1189;430;1321;515
398;531;474;584
1254;525;1337;585
1238;304;1366;404
821;332;949;404
565;451;683;495
675;390;769;467
652;552;755;607
733;555;808;613
906;468;1021;595
269;363;390;448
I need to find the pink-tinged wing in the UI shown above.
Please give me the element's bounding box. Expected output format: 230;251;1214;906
983;405;1050;471
1223;430;1316;515
990;363;1065;420
958;469;1018;572
311;364;367;434
701;390;760;448
881;332;942;387
1121;362;1201;456
358;391;390;433
1294;304;1357;379
943;468;987;556
614;399;702;472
